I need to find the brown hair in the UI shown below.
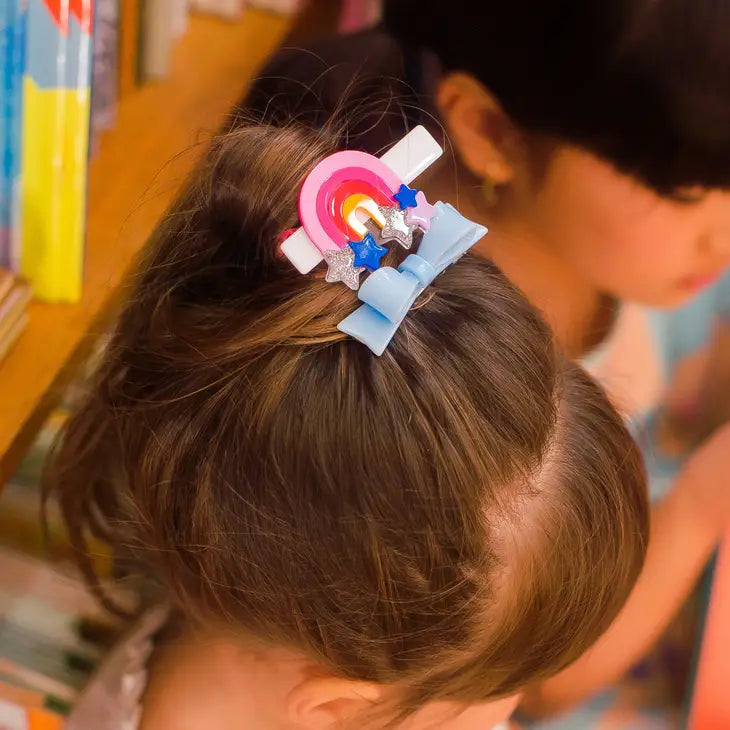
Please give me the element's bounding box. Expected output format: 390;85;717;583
46;124;648;718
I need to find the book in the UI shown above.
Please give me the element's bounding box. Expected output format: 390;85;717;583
0;697;64;729
118;0;140;97
0;679;45;709
1;5;11;270
0;270;29;363
0;277;31;335
90;0;119;144
0;311;26;363
0;661;76;706
2;6;11;269
0;625;95;693
172;0;189;38
0;548;139;723
0;268;14;301
0;1;26;271
21;0;94;303
0;594;104;668
140;0;175;80
0;673;70;718
8;1;27;272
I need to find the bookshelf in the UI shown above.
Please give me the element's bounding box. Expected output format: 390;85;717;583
0;11;290;484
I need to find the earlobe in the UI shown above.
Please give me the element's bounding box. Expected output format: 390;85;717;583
437;72;517;185
288;676;382;728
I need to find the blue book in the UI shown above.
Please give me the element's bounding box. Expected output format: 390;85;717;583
8;0;26;272
0;0;25;271
0;1;10;269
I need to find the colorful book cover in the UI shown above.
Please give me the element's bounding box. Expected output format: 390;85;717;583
9;1;27;272
1;3;10;269
21;0;94;302
0;1;26;272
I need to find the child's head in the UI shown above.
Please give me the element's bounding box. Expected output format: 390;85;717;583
384;0;730;306
48;125;648;729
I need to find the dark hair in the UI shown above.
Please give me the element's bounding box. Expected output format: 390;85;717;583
46;123;648;721
384;0;730;194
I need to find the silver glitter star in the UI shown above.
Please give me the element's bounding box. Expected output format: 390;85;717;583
378;205;416;249
324;246;365;290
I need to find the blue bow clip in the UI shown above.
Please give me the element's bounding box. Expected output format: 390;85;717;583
338;202;488;356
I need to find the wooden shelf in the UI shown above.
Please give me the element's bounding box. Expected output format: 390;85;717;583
0;11;289;483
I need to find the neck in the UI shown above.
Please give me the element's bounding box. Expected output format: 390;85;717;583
425;166;605;358
140;630;297;730
478;219;607;357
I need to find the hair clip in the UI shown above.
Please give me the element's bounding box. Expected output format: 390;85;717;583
339;203;487;355
280;126;443;275
280;126;488;355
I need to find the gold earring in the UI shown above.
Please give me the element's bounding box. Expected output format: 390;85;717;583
481;175;499;207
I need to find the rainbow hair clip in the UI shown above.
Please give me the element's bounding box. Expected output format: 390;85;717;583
280;126;488;355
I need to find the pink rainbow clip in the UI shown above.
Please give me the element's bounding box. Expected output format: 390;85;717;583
298;151;400;254
281;126;443;274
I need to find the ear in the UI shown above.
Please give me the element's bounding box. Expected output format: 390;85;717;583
288;676;382;728
437;72;518;184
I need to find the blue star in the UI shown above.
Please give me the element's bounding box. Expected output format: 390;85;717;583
348;233;387;271
393;183;419;210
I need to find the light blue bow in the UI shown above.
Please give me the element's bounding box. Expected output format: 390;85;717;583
338;202;488;355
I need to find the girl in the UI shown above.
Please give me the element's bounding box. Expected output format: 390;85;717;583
244;0;730;721
46;121;727;730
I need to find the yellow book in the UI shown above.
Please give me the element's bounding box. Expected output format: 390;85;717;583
20;1;93;303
